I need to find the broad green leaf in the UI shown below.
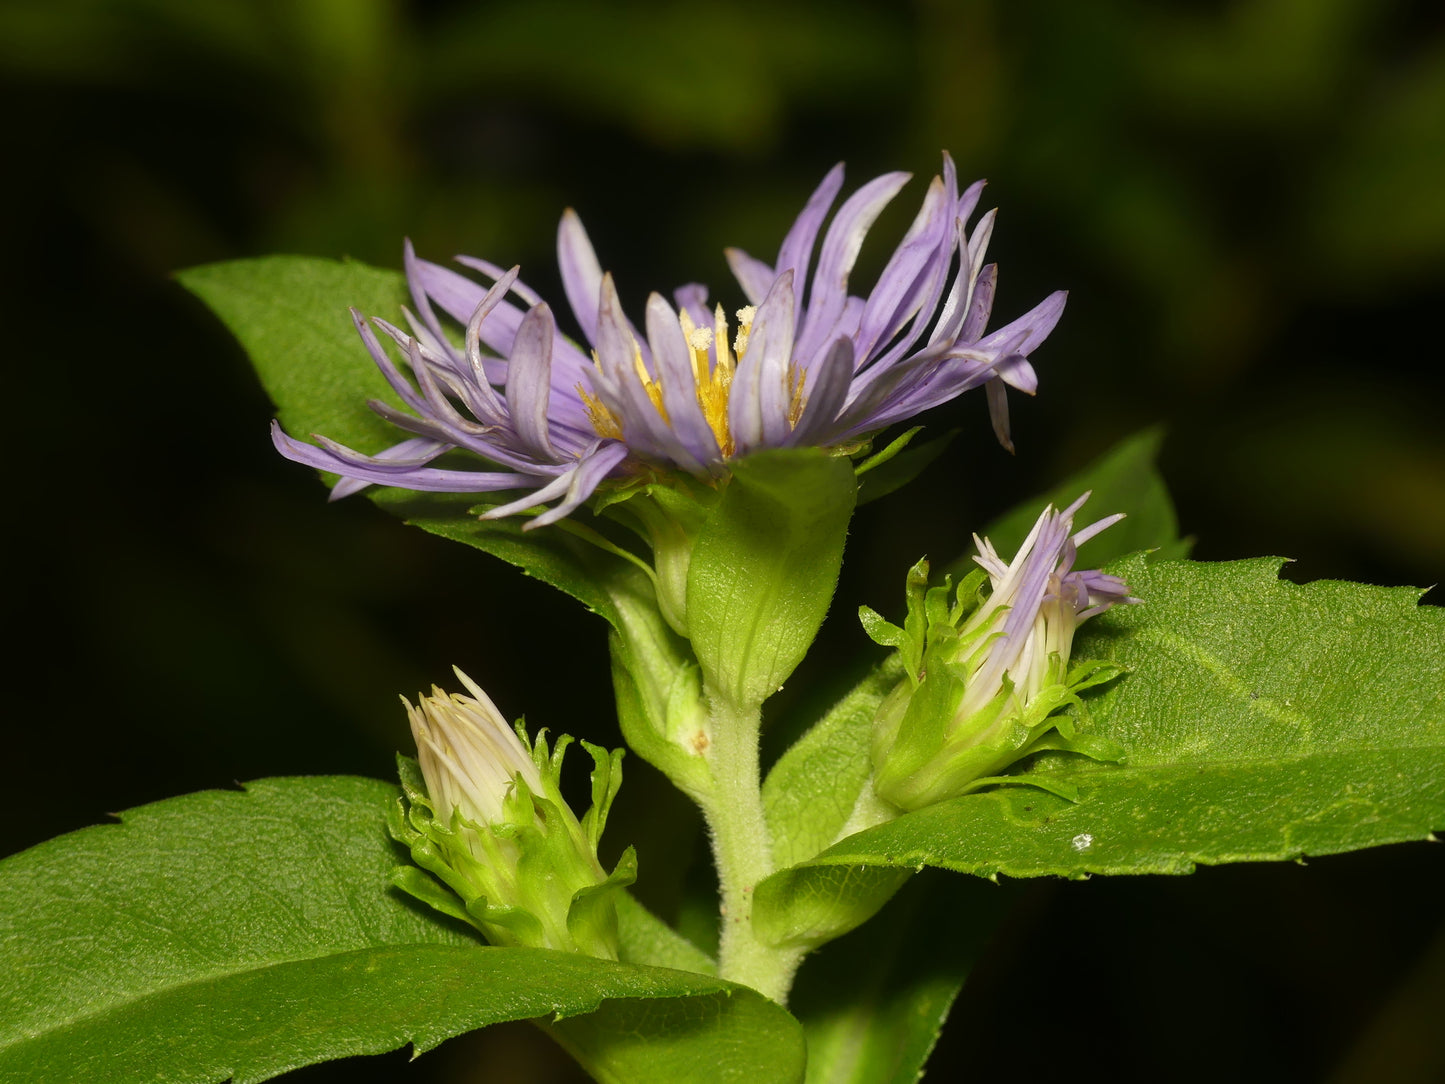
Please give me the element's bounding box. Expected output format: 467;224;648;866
0;776;803;1083
767;558;1444;884
965;427;1188;572
687;449;858;710
789;872;1013;1084
178;256;407;452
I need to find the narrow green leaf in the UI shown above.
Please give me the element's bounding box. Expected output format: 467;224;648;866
774;558;1445;882
687;449;858;709
373;490;630;623
964;427;1187;572
0;777;803;1083
855;428;956;506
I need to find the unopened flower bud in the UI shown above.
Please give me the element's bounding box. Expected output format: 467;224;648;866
864;495;1137;811
387;668;634;959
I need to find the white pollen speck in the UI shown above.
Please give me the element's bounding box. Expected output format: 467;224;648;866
1070;832;1095;852
688;327;714;351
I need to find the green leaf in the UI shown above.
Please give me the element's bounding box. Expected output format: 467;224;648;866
965;427;1188;572
772;558;1445;882
754;658;908;951
763;657;902;871
687;449;858;709
789;871;1013;1084
552;993;806;1084
614;893;717;975
855;428;956;506
0;777;803;1082
177;256;407;452
375;490;631;623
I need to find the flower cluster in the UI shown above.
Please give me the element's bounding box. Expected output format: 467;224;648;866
865;495;1137;810
387;668;633;959
273;155;1066;525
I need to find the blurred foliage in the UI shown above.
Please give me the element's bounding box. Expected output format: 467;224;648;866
1;0;1440;1081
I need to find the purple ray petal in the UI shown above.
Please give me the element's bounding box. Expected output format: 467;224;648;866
774;162;845;305
350;309;429;414
410;253;525;360
272;421;537;493
455;255;545;307
558;209;604;345
729;271;796;453
506;302;557;460
593;275;701;470
976;290;1068;357
986;377;1014;453
365;398;562;475
957;262;997;344
529;441;632;528
854;173;955;364
645;292;721;466
795;171;912;363
786;336;854;446
673;283;712;331
1071;512;1126;549
993;354;1038;394
724;248;776;306
955;176;986;234
329;437;451;499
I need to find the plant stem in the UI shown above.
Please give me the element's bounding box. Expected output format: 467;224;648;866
698;693;799;1004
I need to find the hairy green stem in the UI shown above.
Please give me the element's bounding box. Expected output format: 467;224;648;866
697;693;800;1004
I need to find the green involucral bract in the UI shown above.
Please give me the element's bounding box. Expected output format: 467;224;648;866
388;729;635;960
864;559;1125;811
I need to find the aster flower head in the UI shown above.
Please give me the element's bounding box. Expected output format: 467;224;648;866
272;154;1067;527
387;667;634;959
864;495;1138;811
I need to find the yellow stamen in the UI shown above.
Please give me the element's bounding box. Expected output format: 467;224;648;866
733;306;756;359
631;342;668;423
577;381;624;441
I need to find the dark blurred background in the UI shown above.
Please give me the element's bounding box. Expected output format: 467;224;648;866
3;0;1442;1080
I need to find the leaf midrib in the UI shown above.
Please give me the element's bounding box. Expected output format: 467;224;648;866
1023;740;1445;781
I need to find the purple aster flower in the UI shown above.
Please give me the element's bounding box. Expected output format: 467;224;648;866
273;154;1067;526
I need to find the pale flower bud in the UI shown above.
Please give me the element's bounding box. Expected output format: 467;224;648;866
388;668;635;959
